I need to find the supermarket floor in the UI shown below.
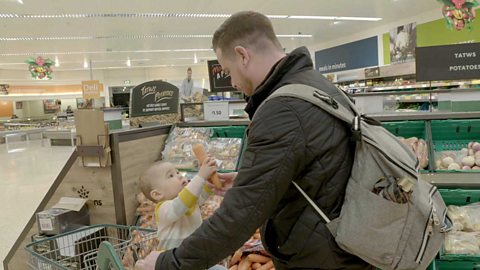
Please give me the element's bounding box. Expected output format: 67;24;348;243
0;140;73;270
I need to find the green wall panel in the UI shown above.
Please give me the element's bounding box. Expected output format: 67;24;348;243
383;33;391;65
417;10;480;47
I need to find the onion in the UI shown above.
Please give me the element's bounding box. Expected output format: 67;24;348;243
462;166;472;170
462;156;475;167
473;142;480;153
472;166;480;170
442;157;455;167
460;148;469;157
448;163;461;170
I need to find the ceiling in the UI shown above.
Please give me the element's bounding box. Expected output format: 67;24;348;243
0;0;439;73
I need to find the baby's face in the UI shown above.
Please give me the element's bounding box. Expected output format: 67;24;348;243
154;162;188;201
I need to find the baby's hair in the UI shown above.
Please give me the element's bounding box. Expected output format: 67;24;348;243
139;161;167;202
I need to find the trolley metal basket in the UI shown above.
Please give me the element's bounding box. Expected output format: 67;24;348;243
25;224;157;270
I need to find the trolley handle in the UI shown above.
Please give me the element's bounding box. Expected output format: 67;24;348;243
97;241;125;270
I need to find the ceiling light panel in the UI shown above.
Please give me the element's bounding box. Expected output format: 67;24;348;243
0;13;382;22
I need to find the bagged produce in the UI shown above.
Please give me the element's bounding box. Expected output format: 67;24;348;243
447;202;480;232
444;231;480;255
435;141;480;170
398;137;429;169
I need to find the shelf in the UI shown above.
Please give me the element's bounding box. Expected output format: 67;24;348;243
369;111;480;121
421;172;480;188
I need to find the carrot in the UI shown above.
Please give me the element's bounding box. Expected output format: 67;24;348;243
247;254;270;264
256;261;273;270
192;144;222;189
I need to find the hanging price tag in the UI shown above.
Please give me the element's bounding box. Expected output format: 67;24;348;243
203;101;229;121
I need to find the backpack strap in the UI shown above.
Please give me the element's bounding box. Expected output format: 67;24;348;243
265;84;362;140
261;84;360;224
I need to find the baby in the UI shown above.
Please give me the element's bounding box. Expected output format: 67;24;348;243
139;157;218;250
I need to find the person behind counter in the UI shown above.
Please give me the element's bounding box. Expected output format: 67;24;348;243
180;67;194;103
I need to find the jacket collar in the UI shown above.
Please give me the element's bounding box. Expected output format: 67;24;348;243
244;46;314;119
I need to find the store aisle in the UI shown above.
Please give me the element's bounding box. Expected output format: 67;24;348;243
0;140;73;270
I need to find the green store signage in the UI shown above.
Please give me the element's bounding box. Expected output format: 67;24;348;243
384;9;480;64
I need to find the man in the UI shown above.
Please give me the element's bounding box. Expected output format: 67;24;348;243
146;11;370;269
180;67;194;103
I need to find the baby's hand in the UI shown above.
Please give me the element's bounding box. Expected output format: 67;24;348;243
198;156;217;180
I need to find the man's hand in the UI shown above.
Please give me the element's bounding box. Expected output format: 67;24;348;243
135;251;162;270
207;172;237;196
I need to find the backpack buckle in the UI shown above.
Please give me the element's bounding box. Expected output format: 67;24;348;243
313;90;339;109
351;116;362;141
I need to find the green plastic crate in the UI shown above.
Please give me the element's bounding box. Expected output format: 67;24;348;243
211;126;246;138
382;120;427;139
439;189;480;206
432;189;480;269
431;120;480;171
431;119;480;142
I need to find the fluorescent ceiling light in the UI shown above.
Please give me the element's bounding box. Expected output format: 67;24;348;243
289;15;336;20
277;34;313;38
83;59;88;68
0;33;312;41
0;12;382;22
55;56;59;67
335;16;382;21
0;49;211;56
126;57;131;67
193;53;198;64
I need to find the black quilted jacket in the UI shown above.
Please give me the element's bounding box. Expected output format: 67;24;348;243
155;47;370;270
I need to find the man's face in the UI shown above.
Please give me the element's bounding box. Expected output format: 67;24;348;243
215;48;254;96
187;70;192;81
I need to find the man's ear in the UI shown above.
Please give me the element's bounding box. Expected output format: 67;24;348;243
150;189;164;202
234;46;250;66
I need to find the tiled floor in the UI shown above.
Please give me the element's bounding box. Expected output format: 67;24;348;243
0;140;73;270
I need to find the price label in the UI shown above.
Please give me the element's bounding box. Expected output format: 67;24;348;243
204;101;229;121
39;218;53;231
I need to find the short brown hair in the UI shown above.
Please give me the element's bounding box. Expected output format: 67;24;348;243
187;67;192;72
212;11;282;58
139;161;166;202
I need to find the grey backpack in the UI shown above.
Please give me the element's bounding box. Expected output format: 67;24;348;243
266;84;450;270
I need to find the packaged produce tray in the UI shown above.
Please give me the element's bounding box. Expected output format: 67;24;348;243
162;125;247;171
433;189;480;269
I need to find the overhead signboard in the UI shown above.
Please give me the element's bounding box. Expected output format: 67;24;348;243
130;80;179;117
315;36;379;73
207;60;236;92
82;80;103;99
416;42;480;81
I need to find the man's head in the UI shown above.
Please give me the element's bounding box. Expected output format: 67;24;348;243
139;161;188;203
212;11;285;96
187;67;192;81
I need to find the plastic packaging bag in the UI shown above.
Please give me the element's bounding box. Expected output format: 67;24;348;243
444;231;480;255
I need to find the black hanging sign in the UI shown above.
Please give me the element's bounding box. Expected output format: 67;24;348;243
416;43;480;82
130;80;179;117
207;60;236;92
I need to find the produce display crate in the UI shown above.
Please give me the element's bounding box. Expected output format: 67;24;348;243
382;120;427;139
431;189;480;270
430;119;480;171
382;120;432;171
211;126;246;139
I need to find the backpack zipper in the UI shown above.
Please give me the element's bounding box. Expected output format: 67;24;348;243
415;185;438;264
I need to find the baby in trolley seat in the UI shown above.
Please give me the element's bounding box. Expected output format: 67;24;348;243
135;159;227;270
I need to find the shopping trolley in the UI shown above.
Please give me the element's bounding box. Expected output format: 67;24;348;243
26;224;157;270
